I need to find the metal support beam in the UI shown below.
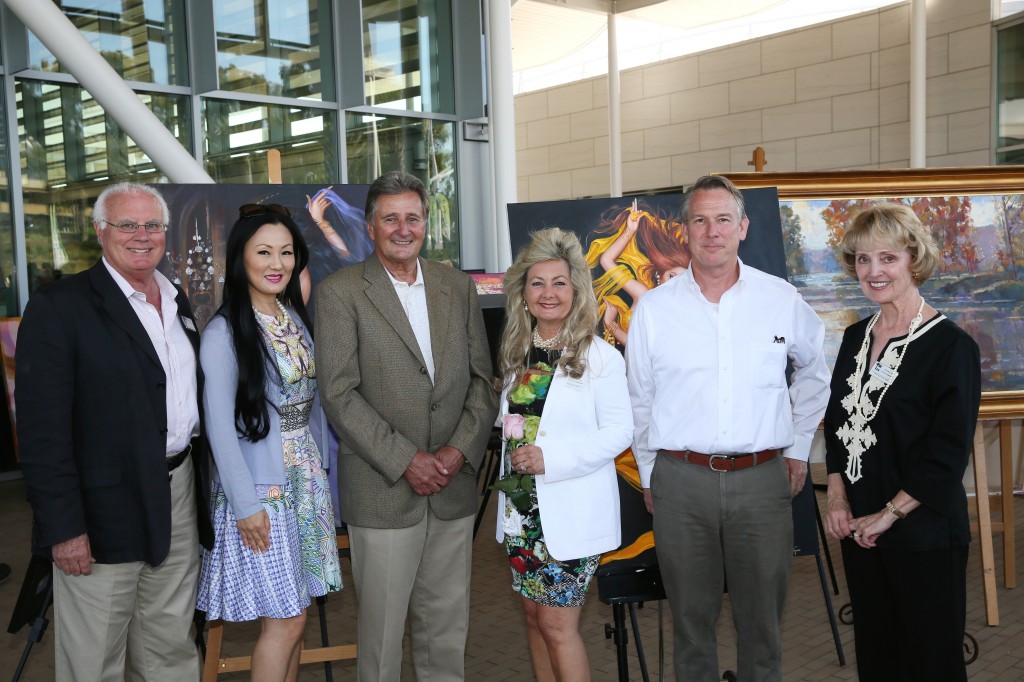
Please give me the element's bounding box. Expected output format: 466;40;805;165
485;0;516;271
909;0;927;167
3;0;214;183
608;11;622;197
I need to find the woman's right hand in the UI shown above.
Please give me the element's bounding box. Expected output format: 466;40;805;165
824;473;854;540
625;198;640;237
237;509;271;553
306;189;332;226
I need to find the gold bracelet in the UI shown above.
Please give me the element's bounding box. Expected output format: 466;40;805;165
885;501;906;519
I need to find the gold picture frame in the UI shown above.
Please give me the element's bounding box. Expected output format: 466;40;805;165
721;167;1024;419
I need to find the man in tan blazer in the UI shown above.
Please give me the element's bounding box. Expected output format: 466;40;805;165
315;171;497;682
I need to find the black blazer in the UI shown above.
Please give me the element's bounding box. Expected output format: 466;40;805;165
16;261;213;565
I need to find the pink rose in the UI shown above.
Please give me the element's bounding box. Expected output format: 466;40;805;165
503;413;526;440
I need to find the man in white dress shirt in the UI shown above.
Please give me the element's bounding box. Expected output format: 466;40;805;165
626;175;830;682
17;183;211;681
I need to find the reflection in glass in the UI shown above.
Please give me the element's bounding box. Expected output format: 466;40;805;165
214;0;333;100
0;81;13;315
346;112;458;265
362;0;454;113
28;0;188;85
16;79;190;293
997;21;1024;162
203;99;335;184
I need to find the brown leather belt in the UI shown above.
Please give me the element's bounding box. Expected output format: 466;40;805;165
660;448;779;472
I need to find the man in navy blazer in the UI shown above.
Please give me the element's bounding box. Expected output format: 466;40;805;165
16;182;213;682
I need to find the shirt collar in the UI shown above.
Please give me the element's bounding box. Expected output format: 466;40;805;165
682;257;747;294
383;259;424;287
102;257;176;302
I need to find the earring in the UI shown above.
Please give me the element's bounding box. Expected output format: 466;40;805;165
523;299;529;311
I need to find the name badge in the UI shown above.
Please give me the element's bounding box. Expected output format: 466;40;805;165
180;316;196;332
869;361;897;384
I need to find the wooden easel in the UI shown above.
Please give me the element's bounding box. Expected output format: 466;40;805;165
970;417;1020;627
201;534;356;681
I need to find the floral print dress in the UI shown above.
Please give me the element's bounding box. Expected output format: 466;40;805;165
197;310;342;621
500;346;600;607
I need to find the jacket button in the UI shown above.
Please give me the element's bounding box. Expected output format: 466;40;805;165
420;367;427;375
431;403;439;411
157;382;166;390
539;430;547;437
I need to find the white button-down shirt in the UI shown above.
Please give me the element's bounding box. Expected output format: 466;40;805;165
385;259;435;382
102;258;199;456
626;261;830;488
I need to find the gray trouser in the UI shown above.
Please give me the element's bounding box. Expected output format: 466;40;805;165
651;453;793;682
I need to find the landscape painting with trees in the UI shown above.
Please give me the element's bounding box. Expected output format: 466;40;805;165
780;194;1024;392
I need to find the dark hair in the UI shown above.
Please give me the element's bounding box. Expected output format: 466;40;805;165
680;175;746;223
364;170;429;223
218;210;312;442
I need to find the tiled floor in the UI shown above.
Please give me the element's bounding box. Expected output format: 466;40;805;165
2;466;1023;681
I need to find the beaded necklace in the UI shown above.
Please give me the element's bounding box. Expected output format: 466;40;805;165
836;297;925;484
531;326;564;351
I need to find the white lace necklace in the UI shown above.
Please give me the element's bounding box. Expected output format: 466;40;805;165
837;297;925;484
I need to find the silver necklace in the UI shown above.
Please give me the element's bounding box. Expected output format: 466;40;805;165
837;297;925;484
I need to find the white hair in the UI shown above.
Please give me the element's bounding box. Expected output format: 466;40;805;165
93;182;170;227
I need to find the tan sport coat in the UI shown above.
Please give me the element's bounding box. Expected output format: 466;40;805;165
315;255;497;528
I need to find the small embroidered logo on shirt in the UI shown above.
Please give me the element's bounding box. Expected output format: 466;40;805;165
773;335;785;344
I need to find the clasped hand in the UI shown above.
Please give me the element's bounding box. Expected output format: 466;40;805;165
824;498;896;549
404;446;465;496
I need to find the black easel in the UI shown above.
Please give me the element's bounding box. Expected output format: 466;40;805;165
7;554;54;682
597;564;665;682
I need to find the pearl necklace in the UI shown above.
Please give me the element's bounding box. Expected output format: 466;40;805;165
532;327;564;350
837;297;925;484
253;298;292;325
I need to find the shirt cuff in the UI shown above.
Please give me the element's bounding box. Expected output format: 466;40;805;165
782;434;813;461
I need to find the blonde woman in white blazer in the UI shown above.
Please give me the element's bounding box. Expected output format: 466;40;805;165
494;228;633;682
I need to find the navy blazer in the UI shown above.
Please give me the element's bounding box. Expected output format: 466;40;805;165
16;261;213;565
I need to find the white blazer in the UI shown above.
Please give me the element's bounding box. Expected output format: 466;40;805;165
495;337;633;560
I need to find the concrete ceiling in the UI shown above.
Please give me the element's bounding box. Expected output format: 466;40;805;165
511;0;785;71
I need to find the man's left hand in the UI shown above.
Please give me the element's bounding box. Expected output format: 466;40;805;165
434;446;466;485
784;458;807;498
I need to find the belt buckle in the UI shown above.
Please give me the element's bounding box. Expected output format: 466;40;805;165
708;454;730;472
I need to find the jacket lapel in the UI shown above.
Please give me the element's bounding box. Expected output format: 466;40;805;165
173;288;200;359
362;256;427;368
88;262;161;369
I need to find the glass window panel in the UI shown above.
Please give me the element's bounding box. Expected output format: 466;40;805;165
28;0;188;85
16;79;190;293
214;0;334;100
203;99;336;184
997;21;1024;161
362;0;454;114
0;81;14;316
345;112;458;265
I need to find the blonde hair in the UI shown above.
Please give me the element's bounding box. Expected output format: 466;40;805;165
840;203;939;284
496;228;598;389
